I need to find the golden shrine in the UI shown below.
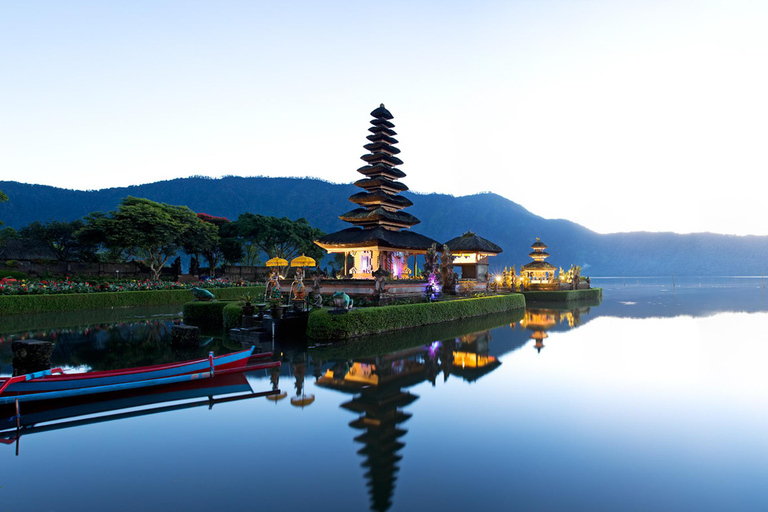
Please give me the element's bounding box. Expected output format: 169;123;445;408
521;238;558;290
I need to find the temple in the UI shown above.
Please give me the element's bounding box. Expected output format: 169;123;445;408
315;104;438;278
444;231;502;282
521;238;558;290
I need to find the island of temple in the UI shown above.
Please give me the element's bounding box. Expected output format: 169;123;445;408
314;104;438;278
521;238;558;290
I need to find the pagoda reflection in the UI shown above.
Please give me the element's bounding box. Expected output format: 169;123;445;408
315;332;500;511
519;304;590;353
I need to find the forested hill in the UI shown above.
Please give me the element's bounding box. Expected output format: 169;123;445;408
1;176;767;276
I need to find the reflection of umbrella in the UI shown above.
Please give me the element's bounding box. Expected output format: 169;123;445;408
266;257;289;267
290;254;316;267
290;394;315;408
266;391;288;402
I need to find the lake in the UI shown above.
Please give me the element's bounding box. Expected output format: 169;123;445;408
1;277;767;511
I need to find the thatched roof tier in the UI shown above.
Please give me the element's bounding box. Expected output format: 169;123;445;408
528;251;550;259
340;207;420;227
349;191;413;208
370;104;394;119
522;261;557;270
354;177;409;192
444;232;503;254
531;239;547;249
361;153;404;166
366;133;399;145
368;125;397;137
356;164;406;179
370;118;395;128
363;141;401;155
315;226;438;250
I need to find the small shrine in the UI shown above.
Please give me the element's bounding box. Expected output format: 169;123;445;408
521;238;558;290
444;231;502;282
315;104;438;278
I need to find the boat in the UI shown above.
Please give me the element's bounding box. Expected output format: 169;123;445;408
0;346;279;405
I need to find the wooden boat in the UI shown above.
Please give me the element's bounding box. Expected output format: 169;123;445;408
0;346;278;405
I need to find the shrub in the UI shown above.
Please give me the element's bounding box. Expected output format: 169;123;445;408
0;270;27;280
223;302;245;330
307;293;526;340
0;285;264;316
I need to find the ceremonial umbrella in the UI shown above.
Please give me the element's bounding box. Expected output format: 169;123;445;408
290;254;316;267
266;257;289;267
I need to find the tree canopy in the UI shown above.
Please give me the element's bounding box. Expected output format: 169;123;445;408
84;196;205;279
228;214;325;263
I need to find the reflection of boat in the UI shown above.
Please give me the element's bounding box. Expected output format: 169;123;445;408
0;368;281;455
0;347;276;404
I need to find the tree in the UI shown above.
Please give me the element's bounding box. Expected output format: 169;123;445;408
85;196;204;280
18;219;96;261
228;214;325;262
0;189;7;226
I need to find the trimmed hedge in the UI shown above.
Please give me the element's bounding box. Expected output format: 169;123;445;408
307;293;526;340
223;302;245;331
0;285;264;316
521;288;602;303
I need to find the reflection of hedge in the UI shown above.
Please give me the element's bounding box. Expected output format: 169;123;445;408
183;300;238;331
307;294;526;340
522;288;602;303
0;286;264;316
311;308;525;360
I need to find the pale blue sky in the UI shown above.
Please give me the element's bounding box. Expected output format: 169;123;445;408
1;1;766;235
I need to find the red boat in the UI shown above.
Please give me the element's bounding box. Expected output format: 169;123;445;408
0;346;279;405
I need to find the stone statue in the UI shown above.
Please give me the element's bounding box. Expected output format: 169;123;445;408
312;293;323;308
265;269;280;301
373;268;389;294
332;291;354;310
441;244;456;292
191;287;215;301
312;272;323;295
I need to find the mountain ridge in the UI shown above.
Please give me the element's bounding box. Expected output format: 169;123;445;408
1;177;766;276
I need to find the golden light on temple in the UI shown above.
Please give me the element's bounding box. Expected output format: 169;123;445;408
453;351;497;369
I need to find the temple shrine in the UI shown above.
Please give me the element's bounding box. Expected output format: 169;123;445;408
444;231;502;282
315;105;438;278
521;238;558;290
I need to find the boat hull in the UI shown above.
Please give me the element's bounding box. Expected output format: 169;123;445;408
0;347;259;403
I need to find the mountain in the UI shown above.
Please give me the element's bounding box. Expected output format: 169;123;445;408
1;177;766;276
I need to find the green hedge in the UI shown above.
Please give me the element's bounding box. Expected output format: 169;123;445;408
307;293;526;340
0;285;264;316
521;288;602;303
223;302;245;331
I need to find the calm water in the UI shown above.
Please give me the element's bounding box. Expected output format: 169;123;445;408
1;277;767;512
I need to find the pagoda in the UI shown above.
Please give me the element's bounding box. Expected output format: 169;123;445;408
315;104;437;278
521;238;558;289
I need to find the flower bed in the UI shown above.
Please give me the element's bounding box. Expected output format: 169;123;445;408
0;277;256;296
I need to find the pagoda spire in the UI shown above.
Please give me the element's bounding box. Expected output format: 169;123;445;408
340;105;420;231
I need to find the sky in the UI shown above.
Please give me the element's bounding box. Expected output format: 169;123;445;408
1;1;767;236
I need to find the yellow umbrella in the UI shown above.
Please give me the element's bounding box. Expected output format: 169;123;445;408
266;257;289;267
266;391;288;402
290;394;315;408
290;254;316;267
